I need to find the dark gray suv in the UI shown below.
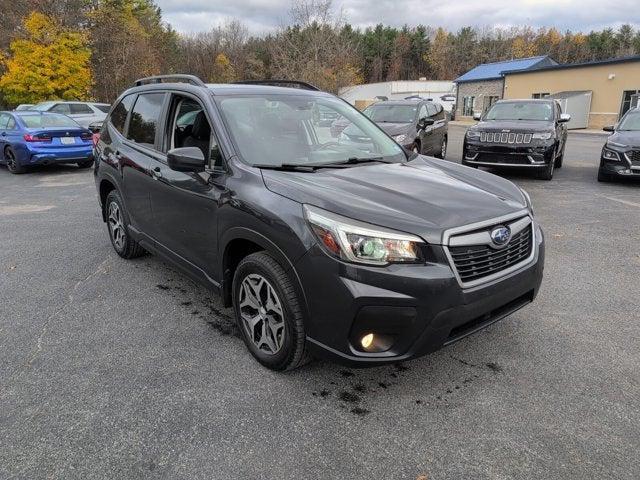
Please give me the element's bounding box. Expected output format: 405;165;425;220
94;75;545;371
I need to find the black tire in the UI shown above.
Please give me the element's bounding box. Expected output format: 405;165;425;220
412;141;421;155
435;135;447;159
5;148;26;174
554;147;564;169
597;170;612;183
78;159;94;169
233;252;309;371
105;190;145;259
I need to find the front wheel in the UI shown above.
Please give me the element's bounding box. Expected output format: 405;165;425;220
435;136;447;159
597;170;612;183
5;148;26;174
233;252;309;371
537;153;555;180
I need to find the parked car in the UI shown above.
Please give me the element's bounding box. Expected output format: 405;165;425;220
30;101;111;128
14;104;34;111
94;75;544;371
0;111;94;173
360;98;448;158
598;107;640;182
462;99;570;180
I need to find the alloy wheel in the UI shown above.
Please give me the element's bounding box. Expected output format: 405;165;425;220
6;150;17;172
440;137;447;158
238;273;286;355
107;201;126;251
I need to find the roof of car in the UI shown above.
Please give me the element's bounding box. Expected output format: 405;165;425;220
206;83;333;97
496;99;555;104
368;99;428;106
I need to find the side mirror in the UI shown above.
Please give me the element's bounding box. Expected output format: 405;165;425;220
472;112;482;121
602;125;615;132
88;122;102;133
558;113;571;123
417;117;434;130
167;147;206;172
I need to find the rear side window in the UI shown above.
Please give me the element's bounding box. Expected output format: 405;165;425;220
94;104;111;113
70;103;93;114
7;117;16;129
109;95;135;134
127;93;165;148
0;114;9;129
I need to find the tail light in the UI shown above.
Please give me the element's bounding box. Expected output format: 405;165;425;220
80;132;93;141
92;133;101;147
23;134;52;142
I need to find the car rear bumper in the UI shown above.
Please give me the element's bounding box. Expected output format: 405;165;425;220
23;146;93;165
296;224;545;366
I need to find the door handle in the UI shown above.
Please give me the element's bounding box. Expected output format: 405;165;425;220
151;166;162;179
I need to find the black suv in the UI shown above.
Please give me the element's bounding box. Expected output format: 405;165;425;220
361;98;448;158
463;99;570;180
599;107;640;182
94;75;544;371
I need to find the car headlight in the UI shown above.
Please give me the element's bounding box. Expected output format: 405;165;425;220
304;205;425;265
466;130;481;139
392;134;407;143
607;140;628;149
532;132;553;140
602;148;621;161
520;187;534;215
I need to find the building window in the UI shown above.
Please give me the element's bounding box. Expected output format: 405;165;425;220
462;96;475;116
620;90;640;117
483;96;499;112
532;93;550;99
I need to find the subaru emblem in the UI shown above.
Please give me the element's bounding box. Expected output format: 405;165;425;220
490;226;511;247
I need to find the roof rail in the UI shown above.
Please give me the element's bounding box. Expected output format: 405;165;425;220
404;95;423;100
233;80;321;91
133;74;206;87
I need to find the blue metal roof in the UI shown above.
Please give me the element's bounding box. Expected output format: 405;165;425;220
455;56;555;83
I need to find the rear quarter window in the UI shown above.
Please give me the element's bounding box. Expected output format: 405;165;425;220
109;95;135;135
70;103;94;114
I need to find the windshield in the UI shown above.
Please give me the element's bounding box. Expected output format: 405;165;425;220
216;94;405;167
30;102;55;112
18;113;80;128
363;104;418;123
485;102;553;121
618;111;640;131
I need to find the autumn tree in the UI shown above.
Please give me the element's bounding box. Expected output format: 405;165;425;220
0;12;92;105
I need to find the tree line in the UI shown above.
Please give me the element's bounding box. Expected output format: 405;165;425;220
1;0;640;106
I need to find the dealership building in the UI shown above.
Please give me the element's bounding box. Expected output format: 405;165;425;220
456;54;640;129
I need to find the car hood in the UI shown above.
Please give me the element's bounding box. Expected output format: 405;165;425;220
473;120;553;132
262;157;527;245
375;122;414;136
608;130;640;148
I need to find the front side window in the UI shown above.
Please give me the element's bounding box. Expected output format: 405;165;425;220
70;103;93;114
485;102;553;121
216;94;404;167
418;105;428;120
51;103;71;114
426;103;438;117
618;110;640;131
109;94;135;134
127;93;165;148
363;104;418;123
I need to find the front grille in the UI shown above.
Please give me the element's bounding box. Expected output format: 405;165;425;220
449;224;533;283
630;150;640;165
480;132;532;144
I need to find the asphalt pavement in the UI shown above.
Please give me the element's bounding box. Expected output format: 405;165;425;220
1;125;639;479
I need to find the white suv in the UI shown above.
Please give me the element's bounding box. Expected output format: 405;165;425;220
30;101;110;128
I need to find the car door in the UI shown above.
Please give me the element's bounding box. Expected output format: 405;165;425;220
146;92;228;282
0;114;20;161
415;103;433;154
0;113;10;159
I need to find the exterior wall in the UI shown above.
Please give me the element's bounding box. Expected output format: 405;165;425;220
455;79;504;120
503;61;640;128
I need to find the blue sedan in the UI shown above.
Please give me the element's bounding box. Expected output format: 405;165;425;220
0;111;94;174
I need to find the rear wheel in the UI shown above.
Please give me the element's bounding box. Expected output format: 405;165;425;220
233;252;309;371
105;190;145;259
5;148;25;174
78;159;94;169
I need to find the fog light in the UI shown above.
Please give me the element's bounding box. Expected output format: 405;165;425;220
360;333;374;349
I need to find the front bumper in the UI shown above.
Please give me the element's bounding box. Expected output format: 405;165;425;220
599;149;640;177
463;140;555;167
296;224;545;366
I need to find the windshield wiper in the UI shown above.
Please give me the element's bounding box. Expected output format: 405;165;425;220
254;163;324;172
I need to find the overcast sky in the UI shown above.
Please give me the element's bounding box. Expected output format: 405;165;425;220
156;0;640;35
